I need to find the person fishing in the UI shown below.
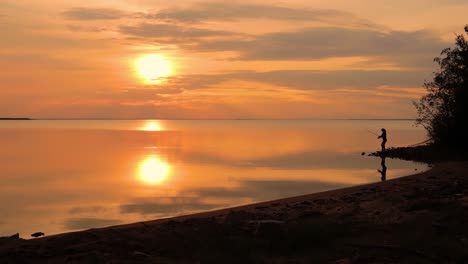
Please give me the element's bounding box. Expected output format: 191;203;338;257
378;128;387;151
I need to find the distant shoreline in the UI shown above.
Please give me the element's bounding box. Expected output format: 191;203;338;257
0;118;31;120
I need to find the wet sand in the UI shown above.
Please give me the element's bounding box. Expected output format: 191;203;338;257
1;160;468;263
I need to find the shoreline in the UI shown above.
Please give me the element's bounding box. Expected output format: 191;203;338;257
5;156;430;240
47;162;435;238
2;159;467;262
0;118;31;120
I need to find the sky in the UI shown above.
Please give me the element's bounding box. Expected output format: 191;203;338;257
1;0;467;119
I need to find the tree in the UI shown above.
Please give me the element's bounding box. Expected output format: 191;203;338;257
414;25;468;148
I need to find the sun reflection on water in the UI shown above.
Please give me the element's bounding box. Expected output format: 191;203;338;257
138;156;170;185
140;121;163;131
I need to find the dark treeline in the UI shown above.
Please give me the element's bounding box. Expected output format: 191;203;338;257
414;25;468;149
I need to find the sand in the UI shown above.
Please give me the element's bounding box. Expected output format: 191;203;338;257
1;160;467;263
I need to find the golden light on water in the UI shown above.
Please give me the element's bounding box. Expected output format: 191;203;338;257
134;54;172;84
141;121;163;131
138;156;170;185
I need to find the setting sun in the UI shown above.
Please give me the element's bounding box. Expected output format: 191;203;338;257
134;54;172;84
138;156;170;185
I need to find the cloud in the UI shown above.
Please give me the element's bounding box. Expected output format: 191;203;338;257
120;23;232;39
91;87;185;108
120;20;446;68
164;70;429;91
62;7;125;20
0;52;91;70
0;67;426;119
438;0;468;5
118;4;447;66
190;27;447;66
64;218;122;230
238;70;428;89
82;69;428;118
374;85;427;99
117;89;168;101
142;2;362;24
66;25;108;32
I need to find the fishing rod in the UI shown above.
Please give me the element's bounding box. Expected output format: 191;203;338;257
366;129;379;136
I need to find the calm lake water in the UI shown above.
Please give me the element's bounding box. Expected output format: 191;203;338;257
0;120;428;237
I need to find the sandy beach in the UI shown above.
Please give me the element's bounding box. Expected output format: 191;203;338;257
1;158;467;263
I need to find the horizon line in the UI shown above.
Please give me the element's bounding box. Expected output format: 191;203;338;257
2;118;418;121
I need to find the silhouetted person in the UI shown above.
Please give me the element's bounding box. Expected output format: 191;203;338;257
378;128;387;151
378;155;387;181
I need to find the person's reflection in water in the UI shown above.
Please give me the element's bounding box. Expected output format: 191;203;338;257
378;155;387;181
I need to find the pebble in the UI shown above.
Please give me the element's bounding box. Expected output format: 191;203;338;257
31;232;45;238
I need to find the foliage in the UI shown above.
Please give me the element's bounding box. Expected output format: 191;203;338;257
414;25;468;147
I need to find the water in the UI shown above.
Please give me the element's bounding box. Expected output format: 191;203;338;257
0;120;427;237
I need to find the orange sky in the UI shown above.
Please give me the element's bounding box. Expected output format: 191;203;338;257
1;0;467;119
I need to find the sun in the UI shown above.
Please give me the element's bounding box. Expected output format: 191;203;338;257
134;54;172;84
138;156;170;185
